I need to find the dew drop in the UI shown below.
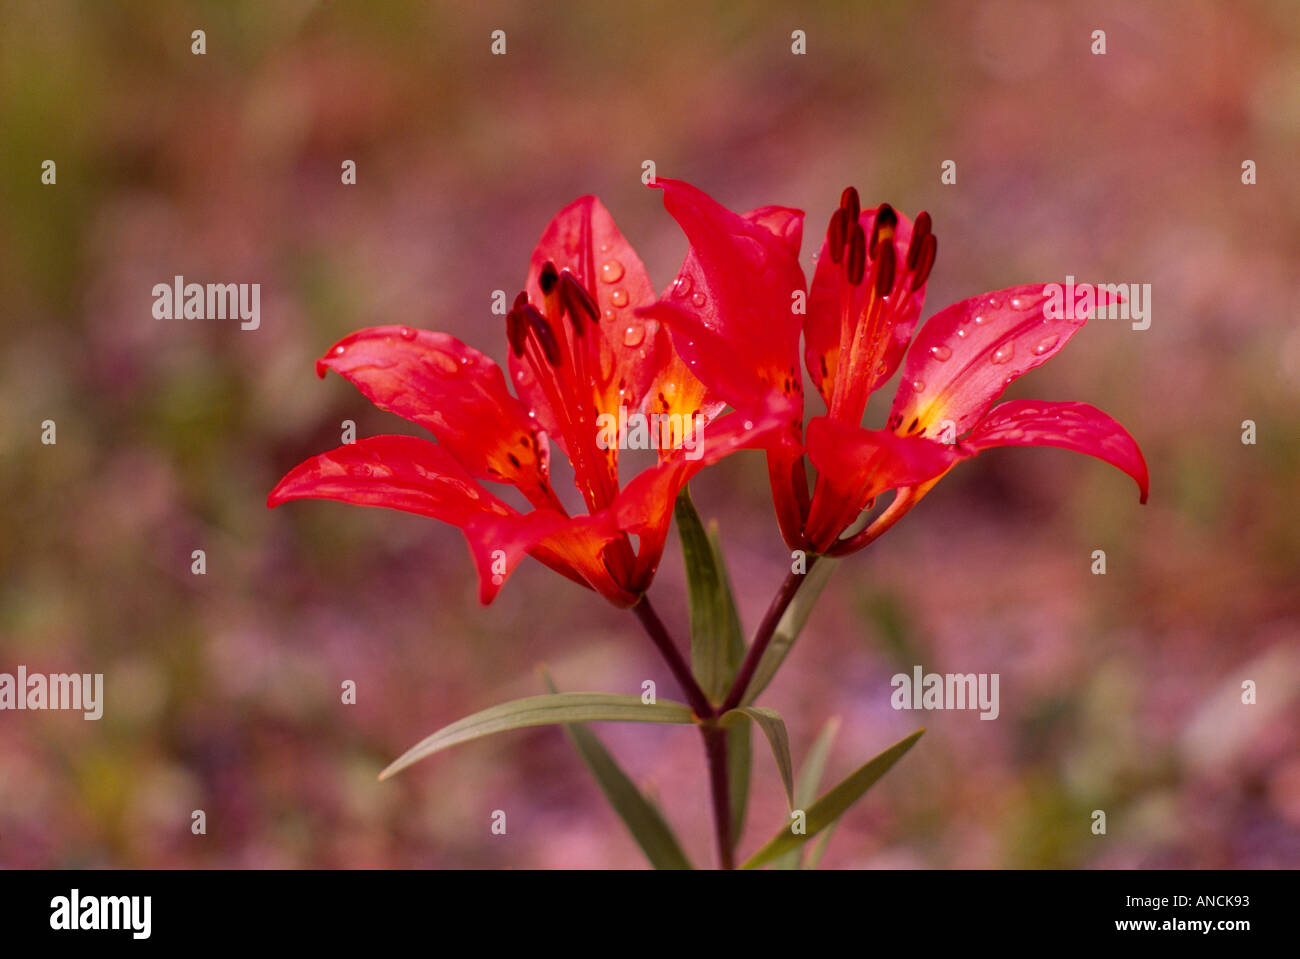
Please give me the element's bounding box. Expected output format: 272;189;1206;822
986;296;1002;309
333;345;346;356
928;345;952;362
743;419;754;431
602;308;616;323
973;313;990;325
991;344;1014;365
672;275;693;297
609;288;629;307
910;378;926;393
425;349;461;375
690;292;707;308
599;242;612;253
600;259;625;284
1009;295;1035;310
955;328;968;338
622;323;645;347
1032;334;1060;355
398;325;416;340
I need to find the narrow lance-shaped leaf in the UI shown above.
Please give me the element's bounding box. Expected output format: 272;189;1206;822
741;728;925;870
675;488;745;700
379;693;696;780
540;669;692;870
726;719;751;851
709;523;748;678
711;522;752;848
772;716;841;870
742;556;839;704
720;706;795;809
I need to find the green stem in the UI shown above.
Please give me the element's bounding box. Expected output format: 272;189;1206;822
719;555;820;713
632;596;715;720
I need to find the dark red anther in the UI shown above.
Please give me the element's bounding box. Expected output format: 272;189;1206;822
869;203;897;257
539;261;559;296
910;234;936;292
523;304;562;366
907;212;932;270
559;270;598;335
874;241;896;296
506;306;528;357
840;186;860;225
846;222;866;285
827;209;848;264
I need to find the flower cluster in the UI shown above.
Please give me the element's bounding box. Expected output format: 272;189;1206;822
269;180;1148;603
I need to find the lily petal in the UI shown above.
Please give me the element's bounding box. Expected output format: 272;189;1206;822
805;207;927;404
962;400;1149;503
638;179;806;415
804;416;962;552
512;195;660;443
317;327;555;507
888;283;1120;439
267;435;569;603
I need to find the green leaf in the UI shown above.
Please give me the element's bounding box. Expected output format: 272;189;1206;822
741;556;838;705
772;716;841;870
727;718;752;850
675;488;745;701
720;706;795;809
708;523;747;672
803;818;839;870
741;728;925;870
379;693;696;780
541;670;692;870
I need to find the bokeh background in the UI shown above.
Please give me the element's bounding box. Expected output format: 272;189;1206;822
1;0;1297;869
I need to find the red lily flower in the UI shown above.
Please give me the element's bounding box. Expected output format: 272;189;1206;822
792;188;1148;555
268;186;803;605
636;179;810;544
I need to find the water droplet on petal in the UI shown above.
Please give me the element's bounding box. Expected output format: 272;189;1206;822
910;378;926;392
986;296;1002;309
425;349;461;375
1032;334;1060;355
622;323;645;347
599;242;611;253
743;419;754;431
928;345;952;361
600;260;625;283
609;288;629;307
955;328;968;338
398;325;416;340
333;345;346;356
672;275;693;297
602;308;616;323
1009;295;1035;310
690;292;707;308
991;344;1014;365
973;313;990;325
